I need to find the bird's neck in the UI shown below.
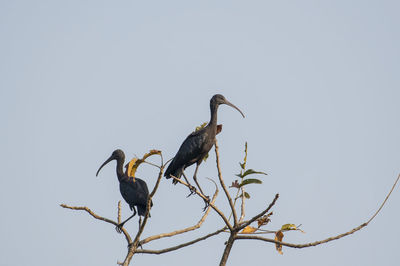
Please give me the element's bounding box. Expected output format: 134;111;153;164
209;103;219;127
116;159;125;180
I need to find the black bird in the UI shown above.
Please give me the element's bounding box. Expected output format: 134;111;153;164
96;149;152;232
165;94;244;198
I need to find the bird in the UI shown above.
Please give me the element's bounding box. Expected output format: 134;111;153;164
164;94;245;201
96;149;152;233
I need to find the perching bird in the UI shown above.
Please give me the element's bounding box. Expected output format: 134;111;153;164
164;94;244;199
96;149;152;232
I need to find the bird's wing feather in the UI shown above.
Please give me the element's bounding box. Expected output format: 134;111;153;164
120;178;149;206
165;129;209;176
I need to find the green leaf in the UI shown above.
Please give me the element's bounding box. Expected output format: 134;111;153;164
235;173;243;178
281;224;297;231
242;169;268;178
239;162;246;170
244;192;251;199
240;178;262;187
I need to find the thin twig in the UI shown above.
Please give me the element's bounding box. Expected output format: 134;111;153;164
214;141;238;227
60;204;117;225
133;165;165;244
171;175;233;231
118;201;121;224
238;193;279;231
228;185;242;222
236;174;400;249
160;153;164;167
136;228;226;254
142;160;162;169
60;204;132;244
238;229;276;235
235;223;367;248
367;174;400;224
163;157;173;169
140;186;218;245
239;187;246;223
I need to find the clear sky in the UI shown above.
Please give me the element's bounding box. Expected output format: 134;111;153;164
1;1;399;265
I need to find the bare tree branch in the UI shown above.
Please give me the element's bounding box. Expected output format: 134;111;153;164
134;166;164;242
367;173;399;224
214;141;238;226
140;186;219;245
142;160;162;169
136;228;226;254
235;223;367;248
238;193;279;231
228;183;242;222
235;174;400;249
170;175;234;231
60;204;132;245
239;188;246;223
60;204;117;225
118;201;121;224
220;234;235;266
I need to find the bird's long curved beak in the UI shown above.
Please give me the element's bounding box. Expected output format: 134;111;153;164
225;100;245;118
96;155;114;176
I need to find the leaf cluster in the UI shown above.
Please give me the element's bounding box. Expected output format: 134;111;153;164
230;142;267;197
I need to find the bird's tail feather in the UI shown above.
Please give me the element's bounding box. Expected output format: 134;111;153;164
166;168;183;184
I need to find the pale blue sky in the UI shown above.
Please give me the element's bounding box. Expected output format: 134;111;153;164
1;1;399;265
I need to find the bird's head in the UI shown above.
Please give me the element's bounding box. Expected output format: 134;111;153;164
211;94;245;118
96;149;125;176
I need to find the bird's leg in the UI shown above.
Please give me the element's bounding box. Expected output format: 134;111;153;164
182;172;196;197
192;163;210;211
116;208;136;233
135;217;144;249
192;163;204;194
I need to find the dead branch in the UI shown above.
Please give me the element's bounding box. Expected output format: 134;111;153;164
366;174;399;224
136;228;226;254
214;141;238;226
60;204;132;245
170;175;234;232
140;185;218;245
235;223;367;248
235;174;400;249
237;193;280;231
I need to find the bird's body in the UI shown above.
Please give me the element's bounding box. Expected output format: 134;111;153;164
165;94;244;197
96;149;152;231
165;120;217;183
119;176;150;216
